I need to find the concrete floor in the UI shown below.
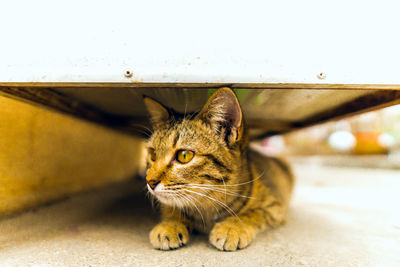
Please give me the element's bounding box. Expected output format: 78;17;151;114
1;164;400;266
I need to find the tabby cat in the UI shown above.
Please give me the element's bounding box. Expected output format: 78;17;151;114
143;88;294;251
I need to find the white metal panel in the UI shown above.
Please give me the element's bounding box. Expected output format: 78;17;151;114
1;0;400;84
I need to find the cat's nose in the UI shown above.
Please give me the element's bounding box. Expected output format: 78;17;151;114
147;179;160;190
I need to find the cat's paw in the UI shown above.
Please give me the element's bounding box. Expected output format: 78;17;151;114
209;218;255;251
149;221;189;250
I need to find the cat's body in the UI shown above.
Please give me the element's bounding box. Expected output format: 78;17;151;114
144;88;294;251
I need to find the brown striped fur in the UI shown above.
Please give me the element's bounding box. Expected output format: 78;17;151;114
144;88;294;251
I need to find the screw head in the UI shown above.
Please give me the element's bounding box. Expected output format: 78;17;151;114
124;70;133;78
317;72;326;80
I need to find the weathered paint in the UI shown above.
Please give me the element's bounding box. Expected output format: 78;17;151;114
0;0;399;84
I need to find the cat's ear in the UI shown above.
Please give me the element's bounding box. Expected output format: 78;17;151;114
143;96;170;128
197;87;244;144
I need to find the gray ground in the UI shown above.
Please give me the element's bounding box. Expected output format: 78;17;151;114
1;164;400;266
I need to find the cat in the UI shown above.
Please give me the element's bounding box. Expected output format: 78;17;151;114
143;87;294;251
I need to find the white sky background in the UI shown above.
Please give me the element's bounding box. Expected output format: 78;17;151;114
1;0;400;83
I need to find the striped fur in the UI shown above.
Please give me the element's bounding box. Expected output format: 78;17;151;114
144;88;294;251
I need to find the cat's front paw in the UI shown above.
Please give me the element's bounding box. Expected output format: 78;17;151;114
209;218;255;251
149;221;189;250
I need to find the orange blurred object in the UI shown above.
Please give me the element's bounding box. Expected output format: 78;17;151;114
353;132;388;154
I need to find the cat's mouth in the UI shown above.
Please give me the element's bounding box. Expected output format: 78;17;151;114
147;183;191;209
147;183;176;204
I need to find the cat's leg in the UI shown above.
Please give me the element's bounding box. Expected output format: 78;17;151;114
149;207;191;250
209;200;287;251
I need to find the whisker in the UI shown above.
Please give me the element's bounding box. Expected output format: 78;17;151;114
220;176;227;202
187;190;221;218
128;123;153;137
166;185;241;197
184;185;255;199
174;191;188;213
145;189;156;209
182;189;241;222
164;183;256;199
177;191;206;229
183;172;265;188
191;191;222;217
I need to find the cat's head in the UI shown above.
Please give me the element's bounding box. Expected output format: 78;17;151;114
143;88;247;208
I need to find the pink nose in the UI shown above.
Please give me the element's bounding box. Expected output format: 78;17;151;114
147;179;160;190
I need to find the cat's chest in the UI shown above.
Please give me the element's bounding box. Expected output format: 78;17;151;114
184;209;224;233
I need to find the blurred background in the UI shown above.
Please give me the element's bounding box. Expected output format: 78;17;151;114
256;104;400;169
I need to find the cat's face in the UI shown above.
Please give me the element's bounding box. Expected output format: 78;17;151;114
144;88;245;209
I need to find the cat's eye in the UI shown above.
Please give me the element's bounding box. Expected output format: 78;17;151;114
149;148;156;161
176;150;194;164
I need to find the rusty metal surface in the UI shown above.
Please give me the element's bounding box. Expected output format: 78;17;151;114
54;87;373;121
1;85;400;140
